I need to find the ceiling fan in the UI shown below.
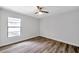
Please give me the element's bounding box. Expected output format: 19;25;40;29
35;6;49;15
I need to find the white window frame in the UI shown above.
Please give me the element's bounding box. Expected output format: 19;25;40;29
8;17;21;37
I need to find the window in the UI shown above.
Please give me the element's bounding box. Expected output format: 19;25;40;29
8;17;21;37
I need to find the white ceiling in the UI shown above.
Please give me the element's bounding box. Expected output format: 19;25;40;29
1;6;79;19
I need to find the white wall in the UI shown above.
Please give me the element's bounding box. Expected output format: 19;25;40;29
40;10;79;47
0;9;40;46
0;9;1;42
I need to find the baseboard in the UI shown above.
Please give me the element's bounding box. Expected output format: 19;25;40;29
0;36;40;48
0;36;79;48
40;36;79;47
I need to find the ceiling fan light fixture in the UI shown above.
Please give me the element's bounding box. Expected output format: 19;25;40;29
38;12;43;15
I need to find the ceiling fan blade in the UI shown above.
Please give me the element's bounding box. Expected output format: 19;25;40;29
35;12;38;14
37;6;40;9
41;11;48;13
37;6;43;10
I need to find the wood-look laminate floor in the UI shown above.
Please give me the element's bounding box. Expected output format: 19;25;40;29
0;36;79;53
